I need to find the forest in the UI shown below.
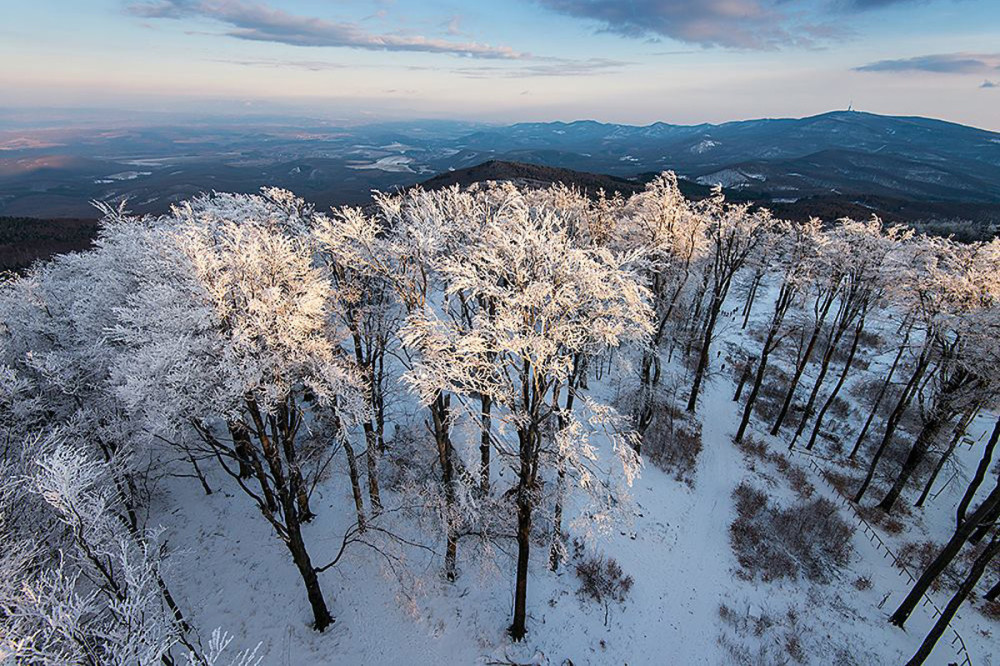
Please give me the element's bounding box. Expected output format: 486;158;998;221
2;174;999;665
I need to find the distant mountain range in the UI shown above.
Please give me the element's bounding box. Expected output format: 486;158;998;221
445;111;1000;203
0;109;998;223
416;160;1000;234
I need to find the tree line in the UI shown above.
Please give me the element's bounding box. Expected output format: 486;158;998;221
1;175;998;664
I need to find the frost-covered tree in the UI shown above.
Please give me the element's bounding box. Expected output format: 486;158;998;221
398;189;653;639
855;236;1000;508
686;194;774;412
110;190;365;631
605;173;708;436
313;207;402;516
733;218;823;444
874;238;1000;511
1;436;187;665
0;215;159;531
767;218;852;435
792;218;910;451
325;185;476;580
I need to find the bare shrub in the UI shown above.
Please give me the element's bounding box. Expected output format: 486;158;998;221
717;602;810;666
643;400;702;487
575;552;634;626
730;482;853;583
781;462;815;500
897;540;950;591
981;599;1000;621
857;502;907;535
734;437;814;500
828;396;851;420
853;575;873;591
822;468;856;496
735;434;769;461
751;368;791;423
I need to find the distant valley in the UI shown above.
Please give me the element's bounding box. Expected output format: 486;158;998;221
1;110;998;258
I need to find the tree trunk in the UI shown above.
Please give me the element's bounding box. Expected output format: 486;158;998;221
789;304;854;449
362;423;382;515
228;421;254;480
915;406;978;508
741;271;762;330
549;461;567;571
877;414;948;513
890;476;1000;626
286;510;334;632
184;444;213;495
342;439;367;532
878;367;971;512
550;365;579;571
970;500;1000;543
770;291;835;435
510;481;532;641
902;533;1000;666
733;355;755;403
957;416;1000;525
256;401;334;630
510;426;536;641
480;394;492;494
854;348;930;503
805;317;864;451
636;346;656;434
735;349;769;445
986;577;1000;602
850;325;912;459
687;288;724;413
432;393;458;581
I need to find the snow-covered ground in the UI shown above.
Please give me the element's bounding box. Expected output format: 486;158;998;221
152;293;998;665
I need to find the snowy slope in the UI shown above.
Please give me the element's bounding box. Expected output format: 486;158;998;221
151;288;996;665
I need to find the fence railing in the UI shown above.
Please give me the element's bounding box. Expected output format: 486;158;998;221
792;450;972;666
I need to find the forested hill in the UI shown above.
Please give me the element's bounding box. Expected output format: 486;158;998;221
2;110;998;220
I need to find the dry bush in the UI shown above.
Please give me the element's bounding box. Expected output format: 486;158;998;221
855;503;905;535
896;540;952;591
382;424;438;490
717;603;817;666
857;329;884;352
730;482;853;583
575;552;634;625
828;395;851;420
752;369;792;424
735;434;769;461
822;468;857;496
781;462;815;501
848;376;883;403
882;517;905;535
981;599;1000;621
853;575;873;591
643;401;703;487
735;436;814;500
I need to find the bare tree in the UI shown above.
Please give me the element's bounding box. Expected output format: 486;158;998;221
686;194;774;412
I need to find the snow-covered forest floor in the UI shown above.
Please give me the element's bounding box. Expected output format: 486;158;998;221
4;178;1000;666
154;299;998;665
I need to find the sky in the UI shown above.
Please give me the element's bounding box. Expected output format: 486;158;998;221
2;0;999;129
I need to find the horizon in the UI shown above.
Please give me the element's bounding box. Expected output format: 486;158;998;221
4;106;1000;135
3;0;1000;131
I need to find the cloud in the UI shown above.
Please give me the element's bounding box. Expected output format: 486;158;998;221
217;58;351;71
534;0;838;49
454;58;629;78
856;52;1000;74
128;0;528;59
838;0;921;7
219;55;628;79
983;80;999;88
444;15;464;37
